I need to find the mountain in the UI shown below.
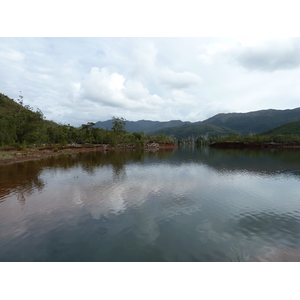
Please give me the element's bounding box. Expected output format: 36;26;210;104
94;107;300;139
261;121;300;136
201;108;300;135
151;123;237;139
94;119;188;133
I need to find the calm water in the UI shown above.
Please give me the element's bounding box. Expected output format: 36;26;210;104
1;146;300;262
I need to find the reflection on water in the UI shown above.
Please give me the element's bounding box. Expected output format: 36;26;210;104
0;161;45;205
1;147;300;261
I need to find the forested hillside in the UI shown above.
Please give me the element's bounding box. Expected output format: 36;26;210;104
0;93;51;145
261;121;300;136
3;91;300;145
202;108;300;134
0;93;175;147
94;107;300;139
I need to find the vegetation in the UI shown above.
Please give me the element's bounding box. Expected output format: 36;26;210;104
152;123;237;139
229;244;250;262
0;92;47;145
261;120;300;136
201;108;300;135
3;91;300;148
94;119;186;133
0;93;176;148
196;119;300;145
210;133;300;144
81;107;300;140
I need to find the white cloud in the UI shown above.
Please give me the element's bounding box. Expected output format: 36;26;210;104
123;80;150;100
159;67;203;89
0;48;24;62
196;54;213;65
1;37;300;126
131;42;158;79
76;67;175;120
80;67;126;107
226;38;300;72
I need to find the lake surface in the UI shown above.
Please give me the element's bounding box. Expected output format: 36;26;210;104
1;146;300;262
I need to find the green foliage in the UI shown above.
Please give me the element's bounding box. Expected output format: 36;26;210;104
202;108;300;135
229;244;250;262
3;93;300;148
144;133;175;144
261;120;300;136
14;92;46;144
0;94;177;148
195;136;210;145
211;133;300;144
152;123;237;139
0;93;46;145
132;131;146;146
111;117;126;134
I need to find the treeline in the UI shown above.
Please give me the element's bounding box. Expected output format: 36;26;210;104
152;123;237;139
208;133;300;144
0;93;175;147
45;118;176;147
193;118;300;145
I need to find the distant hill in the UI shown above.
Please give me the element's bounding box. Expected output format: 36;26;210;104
94;119;235;139
201;108;300;135
94;107;300;139
151;123;237;139
94;119;188;133
261;121;300;136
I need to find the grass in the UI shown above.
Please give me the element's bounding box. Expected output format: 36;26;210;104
0;149;42;161
0;151;17;160
62;149;75;154
229;244;250;262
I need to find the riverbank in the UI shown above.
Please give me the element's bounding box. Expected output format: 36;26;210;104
209;141;300;149
0;144;178;165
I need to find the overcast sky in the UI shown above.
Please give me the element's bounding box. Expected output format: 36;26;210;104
1;0;299;293
1;37;300;126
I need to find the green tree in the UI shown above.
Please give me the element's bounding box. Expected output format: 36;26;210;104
110;117;127;146
132;131;145;146
13;92;45;144
111;117;126;134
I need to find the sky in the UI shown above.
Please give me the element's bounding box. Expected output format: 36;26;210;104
2;37;300;127
1;0;299;295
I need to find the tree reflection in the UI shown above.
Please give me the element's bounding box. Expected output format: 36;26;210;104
173;146;300;176
0;161;45;206
0;149;176;205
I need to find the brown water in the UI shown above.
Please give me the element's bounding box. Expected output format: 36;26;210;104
1;147;300;261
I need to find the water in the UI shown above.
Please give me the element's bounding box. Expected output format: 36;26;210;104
1;146;300;261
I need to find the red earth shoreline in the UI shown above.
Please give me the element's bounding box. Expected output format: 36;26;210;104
0;144;178;166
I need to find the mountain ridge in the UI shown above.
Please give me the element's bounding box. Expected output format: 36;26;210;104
201;108;300;134
94;119;190;133
94;107;300;138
